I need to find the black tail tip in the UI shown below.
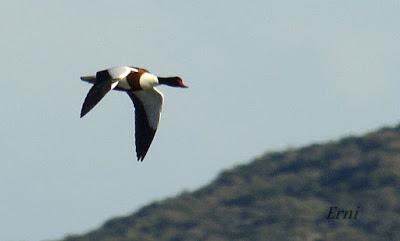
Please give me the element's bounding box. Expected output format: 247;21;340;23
80;76;96;82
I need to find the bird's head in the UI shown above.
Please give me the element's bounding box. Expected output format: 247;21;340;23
159;76;188;88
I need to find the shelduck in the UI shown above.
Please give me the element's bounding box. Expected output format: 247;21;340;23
80;66;188;161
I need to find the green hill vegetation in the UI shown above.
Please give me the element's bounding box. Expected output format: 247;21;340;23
62;125;400;241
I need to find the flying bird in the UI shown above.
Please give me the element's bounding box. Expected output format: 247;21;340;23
80;66;188;161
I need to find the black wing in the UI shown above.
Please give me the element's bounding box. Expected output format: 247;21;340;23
127;89;163;161
80;70;114;118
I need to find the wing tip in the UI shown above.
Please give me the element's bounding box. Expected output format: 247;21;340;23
80;107;89;118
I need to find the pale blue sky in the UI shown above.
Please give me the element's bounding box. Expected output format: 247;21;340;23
1;1;399;241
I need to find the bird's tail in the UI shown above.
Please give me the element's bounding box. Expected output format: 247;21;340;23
80;75;96;83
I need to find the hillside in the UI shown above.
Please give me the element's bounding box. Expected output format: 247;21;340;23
61;125;400;241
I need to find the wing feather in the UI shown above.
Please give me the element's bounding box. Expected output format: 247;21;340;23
127;88;164;161
80;70;119;118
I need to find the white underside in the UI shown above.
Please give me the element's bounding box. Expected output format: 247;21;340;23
111;82;119;89
116;79;131;90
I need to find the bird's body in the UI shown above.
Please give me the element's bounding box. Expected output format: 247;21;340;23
80;66;187;161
